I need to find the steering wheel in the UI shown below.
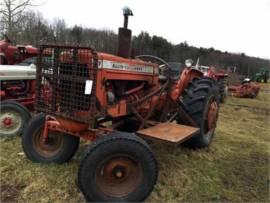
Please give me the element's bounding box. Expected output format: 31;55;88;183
135;55;171;76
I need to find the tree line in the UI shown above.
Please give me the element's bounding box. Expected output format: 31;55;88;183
1;1;269;76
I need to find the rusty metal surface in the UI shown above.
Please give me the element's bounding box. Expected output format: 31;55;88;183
35;45;98;126
137;122;199;143
229;82;260;98
95;156;142;197
207;99;219;130
117;28;132;58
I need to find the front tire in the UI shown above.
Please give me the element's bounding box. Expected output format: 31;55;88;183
78;132;158;202
0;101;31;137
22;113;79;163
178;77;219;148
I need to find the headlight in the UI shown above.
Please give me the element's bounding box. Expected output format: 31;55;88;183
185;59;193;67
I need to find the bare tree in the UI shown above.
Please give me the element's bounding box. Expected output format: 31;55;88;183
0;0;34;40
52;18;67;43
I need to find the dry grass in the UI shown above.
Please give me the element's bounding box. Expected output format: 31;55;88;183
1;84;270;202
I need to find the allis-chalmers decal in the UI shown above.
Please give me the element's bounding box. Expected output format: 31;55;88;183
98;60;158;74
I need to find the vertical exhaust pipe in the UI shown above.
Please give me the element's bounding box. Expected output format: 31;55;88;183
117;7;133;58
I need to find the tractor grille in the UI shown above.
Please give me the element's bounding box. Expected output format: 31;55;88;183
35;45;98;125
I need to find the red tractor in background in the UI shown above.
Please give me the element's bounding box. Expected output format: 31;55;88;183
229;78;260;98
22;8;220;202
0;35;38;65
0;35;39;136
0;64;36;136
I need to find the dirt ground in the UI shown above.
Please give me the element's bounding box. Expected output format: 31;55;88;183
1;84;269;202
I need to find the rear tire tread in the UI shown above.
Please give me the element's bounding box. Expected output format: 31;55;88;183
178;78;219;148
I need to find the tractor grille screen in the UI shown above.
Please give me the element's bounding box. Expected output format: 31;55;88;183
35;45;98;125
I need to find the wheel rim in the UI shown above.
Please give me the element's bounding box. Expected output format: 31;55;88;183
95;155;143;197
33;128;64;157
204;97;218;134
0;110;22;135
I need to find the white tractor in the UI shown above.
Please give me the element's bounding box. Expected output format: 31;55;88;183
0;62;36;136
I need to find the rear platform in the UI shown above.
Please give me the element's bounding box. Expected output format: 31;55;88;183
136;122;199;144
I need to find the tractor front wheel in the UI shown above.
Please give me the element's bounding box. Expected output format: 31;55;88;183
0;101;31;137
178;77;219;148
22;113;79;163
78;132;158;202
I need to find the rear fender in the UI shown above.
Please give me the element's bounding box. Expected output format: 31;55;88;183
215;73;228;79
170;68;203;101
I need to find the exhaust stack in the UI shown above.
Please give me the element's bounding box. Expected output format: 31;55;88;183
117;7;133;58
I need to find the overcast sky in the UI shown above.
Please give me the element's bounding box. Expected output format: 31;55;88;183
35;0;270;59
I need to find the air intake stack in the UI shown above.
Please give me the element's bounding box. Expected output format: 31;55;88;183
117;7;133;58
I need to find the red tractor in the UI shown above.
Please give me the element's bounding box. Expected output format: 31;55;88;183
22;8;220;202
0;63;36;136
0;35;38;65
0;36;39;136
229;78;260;98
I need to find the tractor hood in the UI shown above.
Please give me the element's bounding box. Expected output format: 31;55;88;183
0;64;36;80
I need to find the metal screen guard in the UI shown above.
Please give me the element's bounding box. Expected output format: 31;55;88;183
35;45;98;126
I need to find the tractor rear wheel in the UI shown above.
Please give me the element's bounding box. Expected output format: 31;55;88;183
0;101;31;137
78;132;158;202
22;113;79;163
178;77;219;148
191;77;220;103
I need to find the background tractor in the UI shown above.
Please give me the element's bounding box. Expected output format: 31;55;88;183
253;69;269;83
228;78;260;98
0;35;39;136
0;35;38;65
22;8;220;202
0;40;49;136
0;63;36;136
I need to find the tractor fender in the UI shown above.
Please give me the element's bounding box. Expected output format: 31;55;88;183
170;68;203;101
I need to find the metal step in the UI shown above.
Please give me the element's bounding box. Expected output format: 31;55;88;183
137;122;199;144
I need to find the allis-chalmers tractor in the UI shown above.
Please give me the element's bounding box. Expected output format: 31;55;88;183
22;8;220;202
